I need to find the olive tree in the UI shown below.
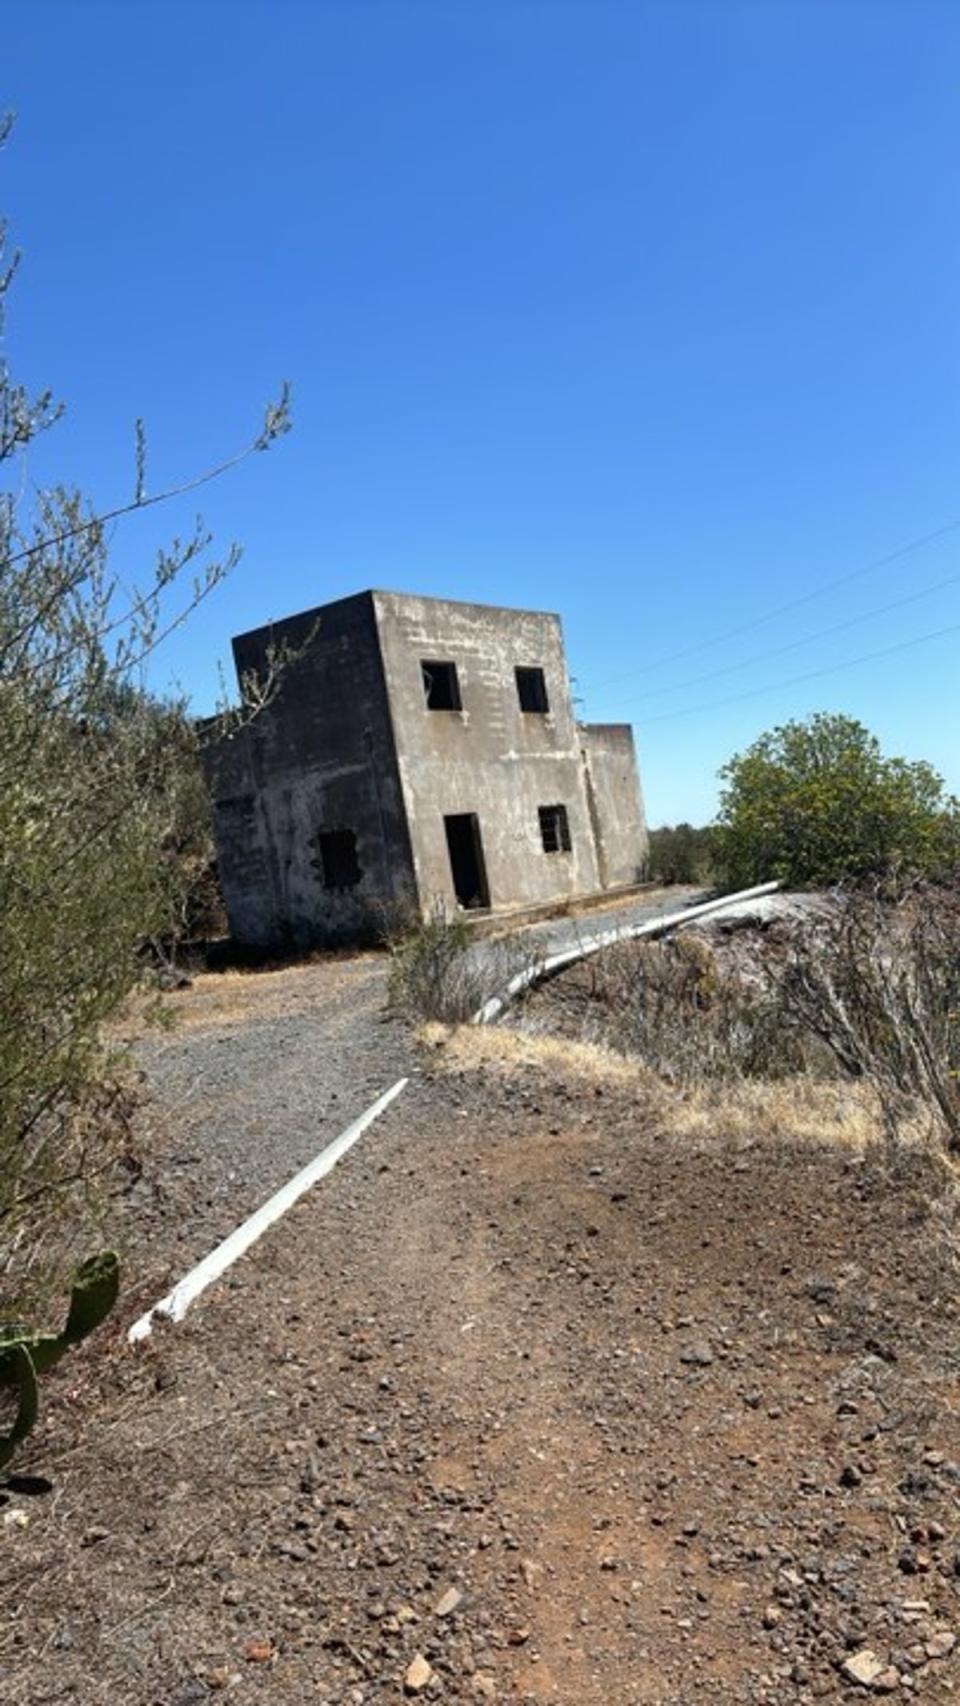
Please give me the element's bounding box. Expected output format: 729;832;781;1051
0;119;289;1309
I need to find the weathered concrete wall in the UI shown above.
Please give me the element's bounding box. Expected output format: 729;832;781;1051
579;722;648;888
373;592;603;914
204;592;416;946
204;587;649;944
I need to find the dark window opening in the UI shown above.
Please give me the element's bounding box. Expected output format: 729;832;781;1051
444;813;490;909
539;804;571;854
421;659;462;711
516;665;549;714
316;829;362;891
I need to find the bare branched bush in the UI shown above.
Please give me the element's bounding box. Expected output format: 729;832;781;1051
538;932;814;1084
778;890;960;1152
386;907;537;1025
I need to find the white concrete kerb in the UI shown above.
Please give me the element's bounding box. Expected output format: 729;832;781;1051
471;881;783;1026
128;1076;409;1344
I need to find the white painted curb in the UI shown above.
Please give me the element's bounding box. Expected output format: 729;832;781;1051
128;1076;409;1343
472;882;782;1026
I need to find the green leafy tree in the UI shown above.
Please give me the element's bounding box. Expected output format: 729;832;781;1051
646;823;715;886
713;711;956;889
0;119;289;1311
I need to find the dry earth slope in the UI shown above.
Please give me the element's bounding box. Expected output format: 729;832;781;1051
2;958;959;1705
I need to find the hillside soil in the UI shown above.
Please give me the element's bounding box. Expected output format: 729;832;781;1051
2;957;960;1705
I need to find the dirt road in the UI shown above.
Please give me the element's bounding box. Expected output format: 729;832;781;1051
3;958;960;1705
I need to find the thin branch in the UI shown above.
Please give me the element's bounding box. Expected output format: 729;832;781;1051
3;383;290;571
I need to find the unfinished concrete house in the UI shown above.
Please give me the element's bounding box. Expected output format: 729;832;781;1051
204;590;647;947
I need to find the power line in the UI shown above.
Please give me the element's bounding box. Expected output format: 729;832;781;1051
586;569;960;713
631;617;960;730
578;516;960;696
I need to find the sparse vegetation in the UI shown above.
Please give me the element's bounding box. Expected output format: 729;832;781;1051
502;888;960;1158
386;906;537;1024
524;928;816;1085
778;887;960;1154
0;122;289;1313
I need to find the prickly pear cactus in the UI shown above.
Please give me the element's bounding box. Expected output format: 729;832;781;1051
0;1252;119;1469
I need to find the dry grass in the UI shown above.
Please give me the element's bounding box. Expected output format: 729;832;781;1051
418;1019;661;1091
667;1074;894;1149
419;1020;924;1152
113;955;384;1042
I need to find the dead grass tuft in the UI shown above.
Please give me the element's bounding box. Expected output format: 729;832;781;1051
668;1076;894;1149
418;1020;660;1091
420;1021;914;1152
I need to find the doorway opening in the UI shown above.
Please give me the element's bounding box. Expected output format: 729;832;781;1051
443;813;490;910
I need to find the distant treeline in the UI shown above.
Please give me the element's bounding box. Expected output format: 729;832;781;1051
645;823;716;886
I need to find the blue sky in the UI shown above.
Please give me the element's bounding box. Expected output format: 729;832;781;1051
3;0;958;824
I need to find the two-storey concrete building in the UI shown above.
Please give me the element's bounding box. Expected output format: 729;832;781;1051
204;590;647;946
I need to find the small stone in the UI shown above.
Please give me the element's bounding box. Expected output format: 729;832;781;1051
679;1343;714;1367
244;1638;273;1664
926;1631;956;1660
762;1606;782;1630
435;1586;464;1617
472;1675;496;1700
520;1558;544;1592
842;1649;886;1687
404;1654;434;1693
873;1668;901;1694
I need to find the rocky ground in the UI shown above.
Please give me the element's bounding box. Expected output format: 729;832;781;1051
2;949;960;1704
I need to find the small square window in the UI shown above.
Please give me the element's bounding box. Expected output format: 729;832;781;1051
538;804;571;854
516;666;549;714
316;829;362;890
421;659;462;711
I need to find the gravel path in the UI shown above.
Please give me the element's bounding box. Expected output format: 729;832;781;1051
124;954;414;1293
128;891;708;1294
517;885;706;958
6;1027;960;1705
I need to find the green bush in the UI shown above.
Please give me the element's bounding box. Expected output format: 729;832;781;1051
712;711;957;890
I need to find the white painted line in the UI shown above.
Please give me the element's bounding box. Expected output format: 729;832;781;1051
472;882;782;1025
128;1077;409;1343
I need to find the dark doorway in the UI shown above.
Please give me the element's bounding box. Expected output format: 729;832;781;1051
444;813;490;910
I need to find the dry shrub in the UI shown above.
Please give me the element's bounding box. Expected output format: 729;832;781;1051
498;888;960;1160
386;907;538;1025
778;887;960;1152
539;932;817;1085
